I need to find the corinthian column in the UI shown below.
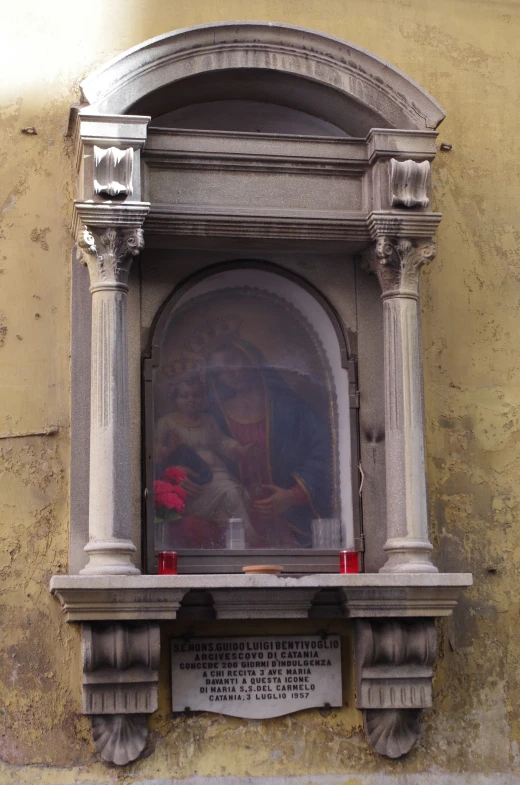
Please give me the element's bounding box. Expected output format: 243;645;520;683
368;237;438;573
76;225;144;575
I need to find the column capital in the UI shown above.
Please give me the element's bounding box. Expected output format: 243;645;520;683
363;236;436;298
77;225;144;291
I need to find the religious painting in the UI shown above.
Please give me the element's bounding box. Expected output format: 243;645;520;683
151;273;347;553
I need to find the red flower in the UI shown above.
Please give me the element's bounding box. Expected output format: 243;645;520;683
168;491;185;513
163;466;187;485
171;484;187;502
154;480;186;513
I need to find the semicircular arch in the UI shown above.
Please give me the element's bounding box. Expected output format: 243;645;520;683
80;21;445;135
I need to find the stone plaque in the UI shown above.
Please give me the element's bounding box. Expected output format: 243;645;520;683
171;635;342;718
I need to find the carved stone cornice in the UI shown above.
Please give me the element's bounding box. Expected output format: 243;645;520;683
49;573;472;622
355;619;436;758
363;236;436;298
72;201;150;238
145;204;371;243
368;210;442;239
77;225;144;291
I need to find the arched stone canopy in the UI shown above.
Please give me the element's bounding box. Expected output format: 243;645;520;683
80;22;445;136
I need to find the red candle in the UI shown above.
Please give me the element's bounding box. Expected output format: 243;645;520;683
158;551;178;575
339;550;359;574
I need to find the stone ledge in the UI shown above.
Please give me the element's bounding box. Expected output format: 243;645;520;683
50;573;472;622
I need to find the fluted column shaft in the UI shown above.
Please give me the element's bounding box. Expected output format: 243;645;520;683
77;226;144;575
369;237;438;573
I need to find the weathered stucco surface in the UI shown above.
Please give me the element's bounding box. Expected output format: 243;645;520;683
1;0;519;782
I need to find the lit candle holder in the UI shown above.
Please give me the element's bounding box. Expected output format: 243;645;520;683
158;551;178;574
339;550;359;574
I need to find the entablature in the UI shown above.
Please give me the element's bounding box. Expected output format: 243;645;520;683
73;112;439;248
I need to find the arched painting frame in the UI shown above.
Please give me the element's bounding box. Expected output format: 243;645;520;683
144;264;358;573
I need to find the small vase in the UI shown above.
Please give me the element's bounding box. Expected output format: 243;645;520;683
156;520;176;552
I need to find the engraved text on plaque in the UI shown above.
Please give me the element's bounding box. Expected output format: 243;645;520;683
171;635;342;718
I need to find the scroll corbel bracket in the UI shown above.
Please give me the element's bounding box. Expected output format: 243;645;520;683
355;619;436;758
82;622;160;765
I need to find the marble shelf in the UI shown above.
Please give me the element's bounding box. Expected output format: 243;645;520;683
50;572;472;622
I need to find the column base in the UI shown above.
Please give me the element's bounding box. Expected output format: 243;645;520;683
380;538;438;574
80;540;140;575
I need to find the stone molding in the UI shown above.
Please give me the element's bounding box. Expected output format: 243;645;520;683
50;573;472;622
82;622;159;765
72;201;150;236
144;208;443;245
390;159;430;208
79;22;445;131
368;210;442;240
366;129;439;163
211;588;320;619
73;113;149;172
145;205;371;243
144;127;439;170
355;618;436;758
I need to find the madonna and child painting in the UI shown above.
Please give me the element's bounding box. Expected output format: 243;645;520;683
152;286;339;550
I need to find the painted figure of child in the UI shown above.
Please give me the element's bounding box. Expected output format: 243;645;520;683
155;376;253;538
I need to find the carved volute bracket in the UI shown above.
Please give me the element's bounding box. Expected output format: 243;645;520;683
77;225;144;292
93;146;134;198
355;618;436;758
390;159;430;208
82;622;160;765
363;236;436;299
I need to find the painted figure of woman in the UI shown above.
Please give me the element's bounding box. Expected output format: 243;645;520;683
207;339;333;547
155;376;254;536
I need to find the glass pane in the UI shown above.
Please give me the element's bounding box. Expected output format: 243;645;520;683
151;270;352;556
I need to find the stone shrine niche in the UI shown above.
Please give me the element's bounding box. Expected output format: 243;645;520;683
144;266;355;573
50;21;472;768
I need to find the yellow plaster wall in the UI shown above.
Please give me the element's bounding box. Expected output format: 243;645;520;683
0;0;519;781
